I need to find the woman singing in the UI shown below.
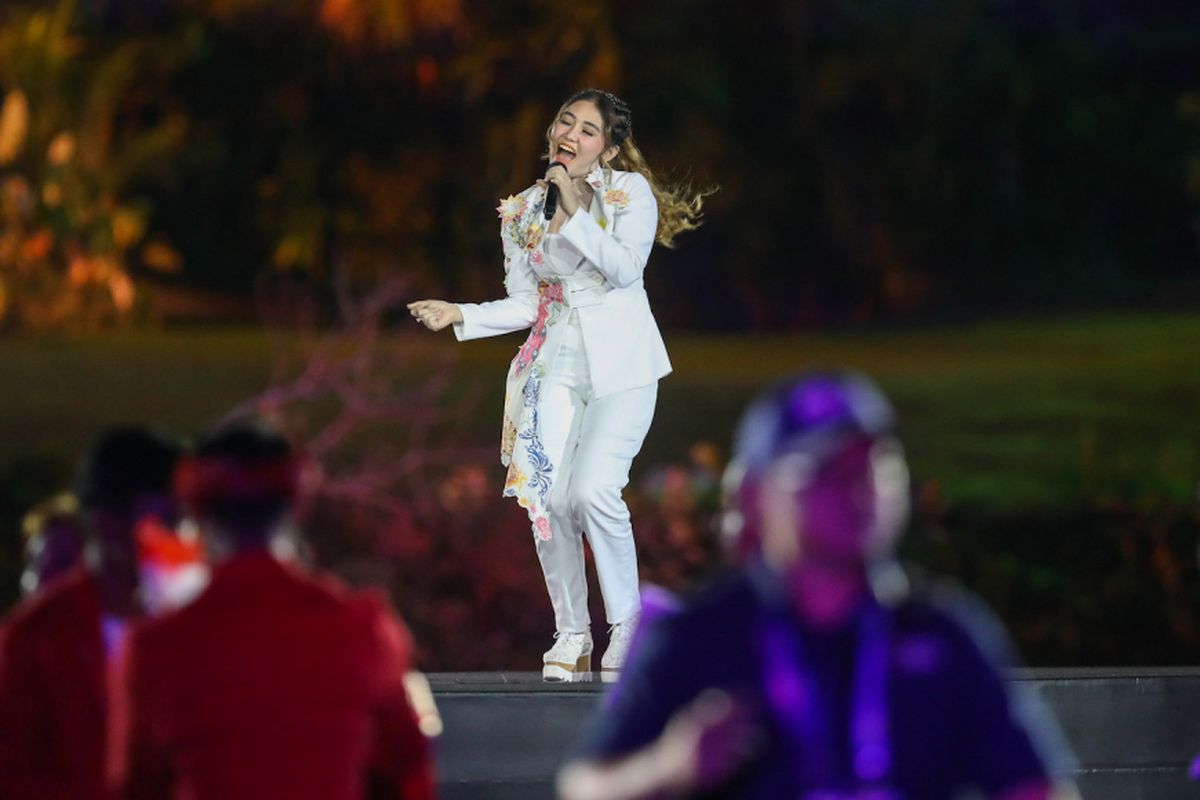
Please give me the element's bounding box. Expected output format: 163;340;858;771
407;89;709;682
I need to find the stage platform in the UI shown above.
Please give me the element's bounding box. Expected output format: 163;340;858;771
428;667;1200;799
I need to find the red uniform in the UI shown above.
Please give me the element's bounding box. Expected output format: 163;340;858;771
0;569;111;800
120;552;434;800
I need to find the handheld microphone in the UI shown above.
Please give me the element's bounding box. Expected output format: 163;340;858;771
543;161;567;220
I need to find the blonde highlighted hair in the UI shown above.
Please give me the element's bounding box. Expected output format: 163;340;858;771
547;89;715;249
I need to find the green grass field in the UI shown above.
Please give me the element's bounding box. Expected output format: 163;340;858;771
3;312;1199;665
2;312;1197;511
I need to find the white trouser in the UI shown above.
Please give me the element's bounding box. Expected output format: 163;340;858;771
535;311;657;633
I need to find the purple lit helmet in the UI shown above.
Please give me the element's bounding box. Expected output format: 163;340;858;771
721;370;904;561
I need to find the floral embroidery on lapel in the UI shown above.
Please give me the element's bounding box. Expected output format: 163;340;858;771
585;165;605;191
496;195;526;224
498;188;547;252
602;188;630;211
588;166;625;230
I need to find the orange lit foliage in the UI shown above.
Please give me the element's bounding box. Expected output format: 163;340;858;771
0;0;522;330
149;0;621;304
318;0;464;49
0;1;187;331
190;0;466;47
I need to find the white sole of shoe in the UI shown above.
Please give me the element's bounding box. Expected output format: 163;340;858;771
543;654;593;683
600;668;620;683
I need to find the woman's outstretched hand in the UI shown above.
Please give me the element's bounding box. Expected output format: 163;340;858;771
406;300;463;332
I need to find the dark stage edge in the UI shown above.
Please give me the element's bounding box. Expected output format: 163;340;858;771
428;668;1200;800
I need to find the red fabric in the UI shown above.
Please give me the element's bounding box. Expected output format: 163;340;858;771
119;552;434;800
173;455;304;509
0;569;110;800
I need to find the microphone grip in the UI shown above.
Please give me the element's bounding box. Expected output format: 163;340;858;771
543;161;567;221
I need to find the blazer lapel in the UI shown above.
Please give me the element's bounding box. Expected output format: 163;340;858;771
586;166;617;231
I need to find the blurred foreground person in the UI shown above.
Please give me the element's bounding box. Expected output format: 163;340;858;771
20;492;86;596
119;420;435;800
0;427;181;800
559;371;1078;800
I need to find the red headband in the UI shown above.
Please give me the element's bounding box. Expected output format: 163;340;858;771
174;455;305;512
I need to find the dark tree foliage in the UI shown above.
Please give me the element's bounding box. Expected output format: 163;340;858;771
612;0;1200;325
4;0;1195;329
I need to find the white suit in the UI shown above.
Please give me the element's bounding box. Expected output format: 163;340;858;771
454;165;670;632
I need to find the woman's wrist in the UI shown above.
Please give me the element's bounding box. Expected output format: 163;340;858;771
559;188;580;216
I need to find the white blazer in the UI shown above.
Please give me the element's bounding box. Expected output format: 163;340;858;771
454;166;672;398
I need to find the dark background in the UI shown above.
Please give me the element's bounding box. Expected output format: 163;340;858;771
4;0;1197;328
0;0;1197;669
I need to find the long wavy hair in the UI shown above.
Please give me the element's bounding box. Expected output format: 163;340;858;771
546;89;715;249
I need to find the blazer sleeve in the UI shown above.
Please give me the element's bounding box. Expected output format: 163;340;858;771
453;220;540;341
935;592;1075;795
558;172;657;289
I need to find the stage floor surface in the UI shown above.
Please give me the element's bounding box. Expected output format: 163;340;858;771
427;668;1200;799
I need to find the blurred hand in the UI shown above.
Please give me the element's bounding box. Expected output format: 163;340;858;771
406;300;462;332
995;779;1082;800
657;689;763;795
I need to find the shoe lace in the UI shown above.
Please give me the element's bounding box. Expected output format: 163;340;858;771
607;616;639;645
549;631;589;654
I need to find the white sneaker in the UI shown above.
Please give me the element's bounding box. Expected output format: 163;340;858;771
600;612;641;683
543;631;593;682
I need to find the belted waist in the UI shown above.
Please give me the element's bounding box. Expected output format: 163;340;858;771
541;274;610;309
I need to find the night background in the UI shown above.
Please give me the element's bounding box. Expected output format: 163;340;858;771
2;0;1198;669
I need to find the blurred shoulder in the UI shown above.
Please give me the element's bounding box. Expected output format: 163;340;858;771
650;569;760;645
281;564;405;632
303;573;410;645
895;572;1024;670
344;583;405;625
3;569;94;636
